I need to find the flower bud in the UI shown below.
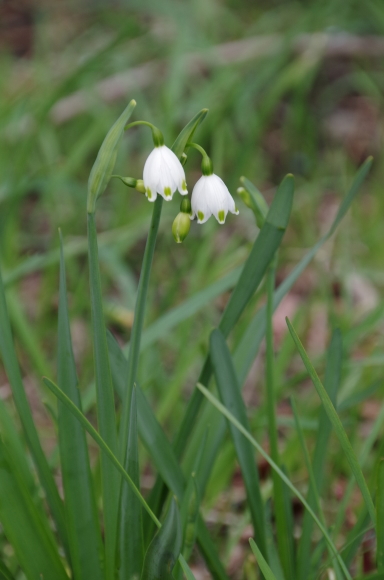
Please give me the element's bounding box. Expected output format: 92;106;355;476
172;212;191;243
112;175;146;194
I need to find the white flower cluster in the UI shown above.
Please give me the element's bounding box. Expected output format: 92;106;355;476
143;145;238;225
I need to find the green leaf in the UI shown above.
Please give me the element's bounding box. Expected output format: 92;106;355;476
171;109;208;159
240;176;269;228
141;498;182;580
57;232;103;580
196;381;352;580
107;333;230;580
249;538;278;580
286;317;376;526
173;173;294;460
377;459;384;571
178;554;197;580
87;99;136;213
117;109;209;576
235;157;373;385
210;328;267;558
265;265;294;580
87;211;119;578
220;174;293;336
119;388;144;580
297;329;342;580
0;440;69;580
119;108;209;462
0;560;15;580
0;264;68;553
43;376;160;528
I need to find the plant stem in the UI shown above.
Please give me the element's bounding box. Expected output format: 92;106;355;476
119;196;163;461
87;212;119;579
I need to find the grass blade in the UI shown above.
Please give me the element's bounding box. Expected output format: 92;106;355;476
88;211;119;578
286;317;376;525
0;439;69;580
117;108;209;574
43;375;161;528
196;381;352;580
249;538;278;580
119;388;144;580
219;174;294;336
0;561;14;580
235;157;373;385
0;264;68;553
291;397;344;580
265;264;295;579
107;332;230;580
297;329;342;580
178;554;197;580
118;108;209;461
87;99;136;212
210;328;267;558
141;498;182;580
57;232;103;580
173;173;294;460
377;459;384;571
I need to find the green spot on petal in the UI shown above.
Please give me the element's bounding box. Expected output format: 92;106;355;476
146;187;152;200
164;187;172;198
182;179;187;191
198;211;204;222
218;210;225;223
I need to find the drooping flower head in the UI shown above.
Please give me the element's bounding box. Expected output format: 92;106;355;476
142;126;187;202
189;145;239;224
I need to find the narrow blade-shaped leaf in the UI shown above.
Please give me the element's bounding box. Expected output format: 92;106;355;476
178;555;197;580
141;498;182;580
196;381;352;580
0;440;69;580
0;265;68;552
249;538;278;580
210;328;267;558
44;376;160;526
172;109;208;159
297;329;342;580
0;560;15;580
57;233;103;580
377;459;384;571
173;173;294;460
107;333;230;580
87;99;136;212
87;211;119;577
286;317;376;525
119;388;144;579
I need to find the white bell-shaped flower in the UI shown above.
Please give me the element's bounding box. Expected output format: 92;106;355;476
143;145;187;202
191;173;239;224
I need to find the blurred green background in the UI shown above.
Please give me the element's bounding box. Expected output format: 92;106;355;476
1;0;384;576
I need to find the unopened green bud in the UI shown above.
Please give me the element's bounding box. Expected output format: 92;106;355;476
112;175;146;194
180;197;192;214
201;155;213;176
172;212;191;243
237;187;253;209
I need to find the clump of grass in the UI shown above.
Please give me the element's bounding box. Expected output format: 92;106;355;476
0;91;380;580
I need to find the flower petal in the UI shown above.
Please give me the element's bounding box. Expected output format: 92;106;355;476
191;176;212;224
